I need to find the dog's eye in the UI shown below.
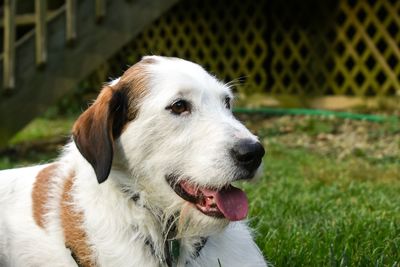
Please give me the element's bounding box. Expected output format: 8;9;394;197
168;100;190;115
224;97;231;109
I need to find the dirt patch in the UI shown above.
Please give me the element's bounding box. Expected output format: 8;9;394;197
241;115;400;162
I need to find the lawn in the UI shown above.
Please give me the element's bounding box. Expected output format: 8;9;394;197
247;143;399;266
243;116;400;266
1;114;399;266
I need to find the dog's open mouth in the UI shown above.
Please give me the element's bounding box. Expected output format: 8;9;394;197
167;176;248;221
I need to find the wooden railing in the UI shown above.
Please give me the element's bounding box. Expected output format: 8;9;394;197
3;0;16;90
1;0;108;91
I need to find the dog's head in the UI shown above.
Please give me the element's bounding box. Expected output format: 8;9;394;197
73;56;265;235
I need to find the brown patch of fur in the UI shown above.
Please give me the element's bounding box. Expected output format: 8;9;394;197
116;59;153;121
72;87;115;143
72;87;115;182
32;163;59;228
61;175;95;267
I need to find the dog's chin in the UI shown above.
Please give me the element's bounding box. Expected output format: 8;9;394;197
176;203;230;238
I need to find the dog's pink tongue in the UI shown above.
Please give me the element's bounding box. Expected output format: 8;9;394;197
203;186;248;221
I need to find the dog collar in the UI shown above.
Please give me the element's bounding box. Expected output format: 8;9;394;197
166;239;181;266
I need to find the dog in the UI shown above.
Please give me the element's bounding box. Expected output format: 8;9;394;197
0;56;267;267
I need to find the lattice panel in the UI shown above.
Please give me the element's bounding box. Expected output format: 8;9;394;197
110;0;267;95
269;0;400;97
103;0;399;99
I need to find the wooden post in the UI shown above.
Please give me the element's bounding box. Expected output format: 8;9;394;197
66;0;77;46
3;0;16;90
35;0;47;67
96;0;106;23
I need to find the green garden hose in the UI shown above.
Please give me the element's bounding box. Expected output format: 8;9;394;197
233;107;398;123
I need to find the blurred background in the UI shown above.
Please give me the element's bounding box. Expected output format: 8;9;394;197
0;0;399;266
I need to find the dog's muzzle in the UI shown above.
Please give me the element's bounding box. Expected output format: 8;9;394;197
166;140;265;222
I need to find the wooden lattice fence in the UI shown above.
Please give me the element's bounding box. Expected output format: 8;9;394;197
268;0;399;99
104;0;399;108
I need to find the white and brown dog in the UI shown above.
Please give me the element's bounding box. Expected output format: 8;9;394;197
0;56;267;267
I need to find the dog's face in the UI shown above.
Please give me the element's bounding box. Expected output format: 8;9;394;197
73;56;265;235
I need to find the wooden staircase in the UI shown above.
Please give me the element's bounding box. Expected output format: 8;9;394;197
0;0;179;146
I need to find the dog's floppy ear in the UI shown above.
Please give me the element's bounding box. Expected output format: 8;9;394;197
72;86;128;183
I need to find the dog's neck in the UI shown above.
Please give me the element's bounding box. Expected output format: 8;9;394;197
103;167;210;266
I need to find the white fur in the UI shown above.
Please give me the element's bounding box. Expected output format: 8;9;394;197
0;56;267;267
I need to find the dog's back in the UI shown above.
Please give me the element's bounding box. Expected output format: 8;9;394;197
0;165;45;217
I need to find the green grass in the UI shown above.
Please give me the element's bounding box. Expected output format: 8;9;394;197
0;117;75;170
245;142;400;266
10;117;75;145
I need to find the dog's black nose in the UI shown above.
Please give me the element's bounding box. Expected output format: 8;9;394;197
231;139;265;172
